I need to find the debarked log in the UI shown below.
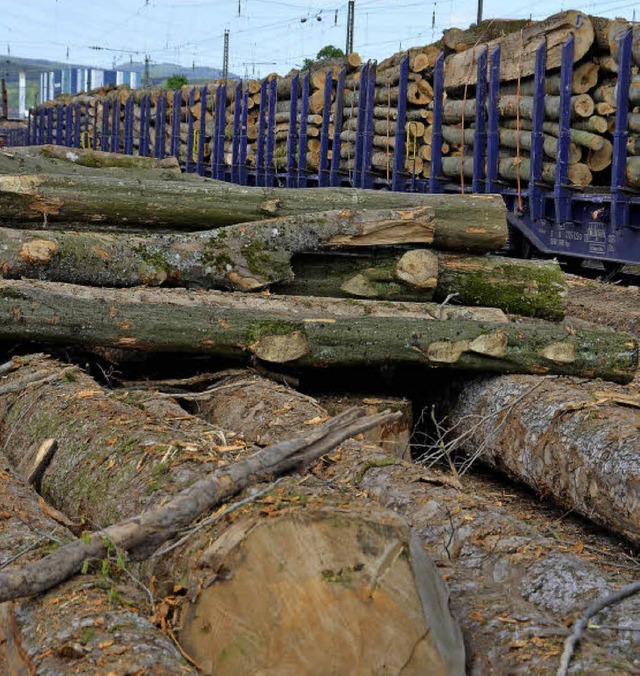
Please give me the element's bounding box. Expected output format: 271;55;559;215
0;457;193;674
0;206;507;292
0;279;636;381
447;374;640;546
278;251;568;320
0;172;508;243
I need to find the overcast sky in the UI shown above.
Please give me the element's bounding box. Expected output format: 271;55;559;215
3;0;637;78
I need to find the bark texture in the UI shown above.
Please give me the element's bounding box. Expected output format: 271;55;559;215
0;279;636;380
448;374;640;545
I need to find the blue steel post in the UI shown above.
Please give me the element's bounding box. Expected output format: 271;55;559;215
485;47;500;193
196;86;207;174
55;105;63;145
265;77;277;186
286;73;299;188
429;52;444;193
391;55;409;191
238;88;249;184
92;102;98;150
27;111;31;145
73;103;81;148
65;104;73;147
472;48;488;193
297;72;310;187
46;107;54;144
84;102;89;136
170;90;181;160
318;70;333;187
330;67;346;187
154;93;167;159
215;83;227;180
360;61;377;188
210;87;221;177
611;29;632;230
554;35;574;224
185;88;196;172
101;100;110;151
140;96;151;157
111;100;120;153
256;79;267;186
231;82;242;183
352;62;369;188
529;41;546;221
38;110;45;144
124;96;134;155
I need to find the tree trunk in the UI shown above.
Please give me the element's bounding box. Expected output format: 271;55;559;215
37;144;181;171
442;19;532;53
499;60;600;96
279;251;568;320
0;279;635;381
0;171;508;239
447;374;640;546
0;358;464;675
626;156;640;188
443;11;595;88
0;205;507;292
0;455;192;674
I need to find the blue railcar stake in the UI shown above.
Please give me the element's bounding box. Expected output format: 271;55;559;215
73;103;81;148
46;108;54;144
486;47;500;193
361;61;377;189
297;72;310;188
239;88;249;185
155;93;167;159
265;77;277;186
210;87;221;177
65;104;73;147
429;53;444;193
27;111;31;145
38;110;44;145
352;61;369;188
472;48;488;193
124;96;134;155
286;73;299;188
92;102;98;150
170;90;182;160
611;29;632;230
196;86;207;174
55;105;63;145
529;41;546;221
215;83;227;180
554;35;574;224
391;55;410;192
318;70;333;187
256;79;267;186
185;88;196;172
141;95;151;157
111;100;120;153
330;67;346;187
101;100;110;152
231;82;242;183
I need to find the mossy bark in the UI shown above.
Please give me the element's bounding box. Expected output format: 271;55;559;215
0;172;507;252
448;374;640;545
0;455;192;674
279;251;568;320
0;279;636;380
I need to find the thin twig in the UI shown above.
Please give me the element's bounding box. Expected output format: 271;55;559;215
152;477;286;558
557;581;640;676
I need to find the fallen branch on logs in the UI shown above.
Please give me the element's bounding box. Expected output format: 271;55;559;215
0;406;400;602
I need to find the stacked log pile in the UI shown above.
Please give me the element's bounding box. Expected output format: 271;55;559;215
36;10;640;189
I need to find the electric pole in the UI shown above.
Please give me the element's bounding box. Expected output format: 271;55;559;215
143;54;151;88
346;1;355;55
477;0;483;25
223;29;230;81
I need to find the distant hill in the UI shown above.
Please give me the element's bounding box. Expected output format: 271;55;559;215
118;61;239;84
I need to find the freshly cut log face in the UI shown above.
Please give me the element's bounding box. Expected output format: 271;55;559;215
0;279;635;381
443;11;595;88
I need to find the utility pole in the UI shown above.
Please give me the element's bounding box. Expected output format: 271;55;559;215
143;54;151;88
223;29;230;81
346;1;355;55
477;0;483;25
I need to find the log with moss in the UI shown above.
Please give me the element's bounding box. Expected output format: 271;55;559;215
0;455;193;674
0;207;507;292
447;374;640;546
0;357;465;675
279;250;567;320
0;279;636;381
0;174;507;248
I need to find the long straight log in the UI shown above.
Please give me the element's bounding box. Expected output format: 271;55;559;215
280;251;568;320
0;279;635;381
448;374;640;545
499;60;600;96
0;172;507;243
502;118;606;150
